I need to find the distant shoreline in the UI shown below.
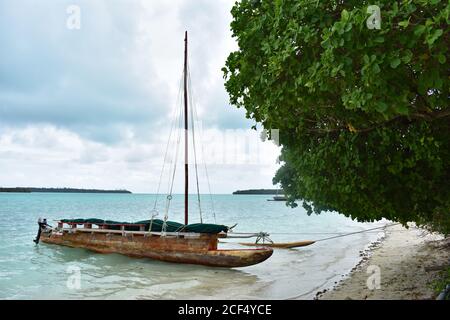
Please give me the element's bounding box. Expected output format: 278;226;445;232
232;189;283;195
0;187;132;194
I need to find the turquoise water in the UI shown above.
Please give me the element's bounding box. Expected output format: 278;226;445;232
0;193;386;299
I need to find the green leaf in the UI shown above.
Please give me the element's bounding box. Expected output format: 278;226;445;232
372;63;381;73
437;54;446;64
395;104;409;115
398;19;410;28
341;9;350;21
414;25;426;36
391;2;399;15
363;54;370;64
427;29;443;45
390;58;401;69
373;36;385;43
401;50;413;63
376;102;388;113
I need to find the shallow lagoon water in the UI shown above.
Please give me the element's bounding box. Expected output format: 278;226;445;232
0;193;385;299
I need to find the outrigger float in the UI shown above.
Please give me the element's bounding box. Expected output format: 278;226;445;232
239;241;315;249
37;32;273;268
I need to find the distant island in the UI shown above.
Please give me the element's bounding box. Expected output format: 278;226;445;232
232;189;283;195
0;187;132;194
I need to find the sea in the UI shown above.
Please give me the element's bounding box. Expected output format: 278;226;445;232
0;193;386;299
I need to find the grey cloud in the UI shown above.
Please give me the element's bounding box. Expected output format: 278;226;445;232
0;0;252;146
0;0;168;143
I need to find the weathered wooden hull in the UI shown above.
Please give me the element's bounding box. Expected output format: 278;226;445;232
41;229;273;268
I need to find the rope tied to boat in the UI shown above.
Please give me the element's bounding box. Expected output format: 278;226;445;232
232;223;402;249
148;210;159;236
314;223;400;242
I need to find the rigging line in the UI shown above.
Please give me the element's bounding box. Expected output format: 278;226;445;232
230;231;389;235
153;72;184;211
187;61;203;223
202;152;216;224
170;79;185;196
162;87;181;203
314;223;400;242
163;107;182;230
164;82;184;222
164;87;182;197
168;97;183;197
187;70;217;224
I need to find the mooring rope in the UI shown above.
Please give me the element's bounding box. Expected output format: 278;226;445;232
228;223;401;242
314;223;400;242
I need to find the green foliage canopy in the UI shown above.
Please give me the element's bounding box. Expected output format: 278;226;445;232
223;0;450;234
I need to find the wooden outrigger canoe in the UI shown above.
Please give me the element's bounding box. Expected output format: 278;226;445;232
40;223;273;268
37;32;274;269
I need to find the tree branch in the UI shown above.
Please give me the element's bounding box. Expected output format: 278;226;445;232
307;108;449;134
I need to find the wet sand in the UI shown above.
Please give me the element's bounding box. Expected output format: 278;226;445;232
317;224;450;300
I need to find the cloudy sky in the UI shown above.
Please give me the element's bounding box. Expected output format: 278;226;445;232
0;0;280;193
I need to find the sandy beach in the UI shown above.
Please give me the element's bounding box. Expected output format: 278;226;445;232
317;224;450;300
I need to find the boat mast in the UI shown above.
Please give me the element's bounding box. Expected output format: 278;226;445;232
184;31;189;225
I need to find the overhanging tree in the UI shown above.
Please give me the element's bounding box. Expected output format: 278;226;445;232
223;0;449;234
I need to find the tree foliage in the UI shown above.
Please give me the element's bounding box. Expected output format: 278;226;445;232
223;0;450;234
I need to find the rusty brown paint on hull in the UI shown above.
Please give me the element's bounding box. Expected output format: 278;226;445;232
41;230;273;268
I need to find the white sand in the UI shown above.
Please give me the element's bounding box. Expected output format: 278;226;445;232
318;224;450;300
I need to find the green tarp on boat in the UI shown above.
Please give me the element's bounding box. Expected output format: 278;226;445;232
183;223;228;234
60;218;228;234
135;219;185;232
